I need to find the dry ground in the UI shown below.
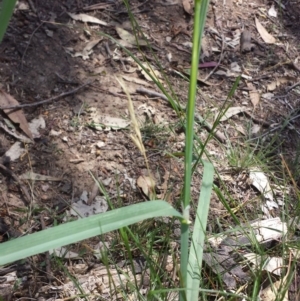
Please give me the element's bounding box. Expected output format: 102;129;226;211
0;0;300;300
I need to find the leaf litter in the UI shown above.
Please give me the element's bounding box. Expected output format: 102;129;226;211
1;0;300;299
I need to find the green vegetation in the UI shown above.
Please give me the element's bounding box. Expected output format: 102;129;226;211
0;0;298;300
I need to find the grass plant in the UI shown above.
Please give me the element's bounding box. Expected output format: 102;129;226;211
0;0;214;299
1;0;298;300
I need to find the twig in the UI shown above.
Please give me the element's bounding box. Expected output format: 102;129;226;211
21;22;45;67
0;164;31;205
0;80;93;110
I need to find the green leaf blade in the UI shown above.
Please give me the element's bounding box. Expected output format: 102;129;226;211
0;201;182;265
0;0;18;43
187;161;214;300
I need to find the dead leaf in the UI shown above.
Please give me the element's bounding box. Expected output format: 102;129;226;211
251;124;261;135
68;12;107;26
4;142;26;162
260;279;288;301
0;90;33;139
67;197;108;219
49;247;79;259
0;120;31;143
67;38;102;60
182;0;193;14
137;175;155;200
91;115;130;131
249;168;280;217
74;38;102;60
255;17;276;44
219;106;250;122
29;115;45;138
235;124;246;135
267;76;295;91
19;172;62;181
247;83;260;107
115;27;148;47
243;253;283;276
138;64;162;82
268;5;277;17
121;74;152;87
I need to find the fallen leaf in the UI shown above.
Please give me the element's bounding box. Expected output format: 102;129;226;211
251;124;261;135
49;247;79;259
0;120;31;143
259;279;288;301
230;62;241;73
0;90;33;139
19;172;62;181
261;92;274;100
29;115;45;138
49;129;62;136
267;76;295;91
247;83;260;107
4;142;26;162
268;5;277;17
182;0;192;14
235;124;246;135
73;38;102;60
249;168;279;213
137;175;155;200
138;64;162;82
67;197;108;219
243;253;283;276
219;106;250;122
68;12;107;26
115;27;148;47
121;74;152;87
255;17;276;44
91;115;130;131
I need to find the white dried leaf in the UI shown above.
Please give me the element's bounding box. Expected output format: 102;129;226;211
29;116;45;138
249;168;277;210
49;247;79;259
115;27;147;47
68;13;107;26
4;142;26;162
137;175;155;199
219;106;249;122
92;115;130;131
230;62;241;73
255;17;276;44
268;5;277;17
19;172;61;181
68;198;108;219
49;129;62;136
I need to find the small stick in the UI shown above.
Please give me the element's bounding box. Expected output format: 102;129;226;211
0;80;93;110
0;164;31;205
